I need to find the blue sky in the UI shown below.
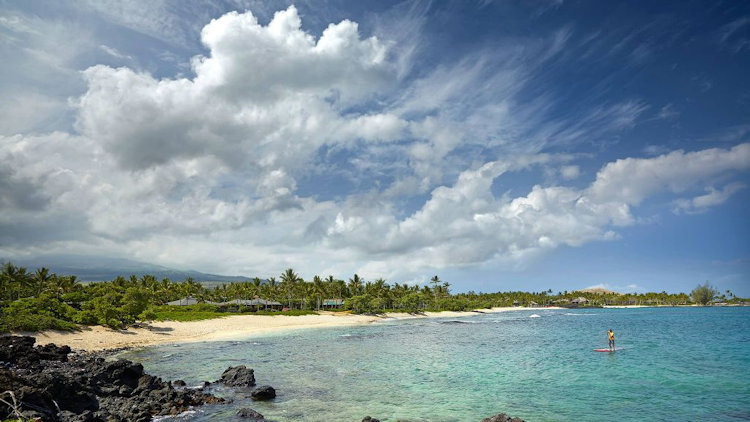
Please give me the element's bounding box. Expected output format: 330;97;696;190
1;0;748;295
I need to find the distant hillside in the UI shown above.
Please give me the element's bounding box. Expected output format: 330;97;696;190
579;287;621;295
2;254;253;283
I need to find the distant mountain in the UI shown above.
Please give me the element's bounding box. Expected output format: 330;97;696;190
2;254;253;283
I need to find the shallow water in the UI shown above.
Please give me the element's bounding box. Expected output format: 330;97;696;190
122;307;750;421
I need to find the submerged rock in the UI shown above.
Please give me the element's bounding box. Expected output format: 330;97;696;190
362;417;380;422
482;413;525;422
249;385;276;401
0;336;225;421
217;365;256;387
237;407;265;419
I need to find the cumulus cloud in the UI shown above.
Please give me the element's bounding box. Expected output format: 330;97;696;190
74;6;397;174
586;144;750;205
2;5;750;284
321;144;750;275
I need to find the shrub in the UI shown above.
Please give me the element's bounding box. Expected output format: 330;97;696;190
138;308;158;321
0;296;79;332
691;282;718;305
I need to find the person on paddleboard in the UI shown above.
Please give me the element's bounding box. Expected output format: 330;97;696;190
608;329;615;350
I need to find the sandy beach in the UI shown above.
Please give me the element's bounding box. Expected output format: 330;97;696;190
29;307;539;351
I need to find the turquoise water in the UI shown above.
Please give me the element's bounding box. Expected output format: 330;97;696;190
122;307;750;421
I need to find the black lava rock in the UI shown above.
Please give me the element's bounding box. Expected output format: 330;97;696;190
0;336;225;421
237;407;265;419
249;385;276;401
217;365;256;387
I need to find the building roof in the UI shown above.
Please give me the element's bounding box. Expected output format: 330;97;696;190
571;297;589;303
166;297;223;306
219;298;282;306
166;297;200;306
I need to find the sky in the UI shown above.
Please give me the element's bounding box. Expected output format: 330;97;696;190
1;0;749;295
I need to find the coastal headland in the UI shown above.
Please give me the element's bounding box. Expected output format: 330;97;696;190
29;307;544;351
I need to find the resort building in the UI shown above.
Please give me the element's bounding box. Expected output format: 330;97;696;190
570;297;590;306
219;298;283;311
166;296;201;306
321;299;344;310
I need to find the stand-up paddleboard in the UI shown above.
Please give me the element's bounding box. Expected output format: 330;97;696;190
594;347;623;352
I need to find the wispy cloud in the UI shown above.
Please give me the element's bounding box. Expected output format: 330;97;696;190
717;16;750;54
99;44;132;61
673;182;746;214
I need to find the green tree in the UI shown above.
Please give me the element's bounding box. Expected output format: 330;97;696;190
312;275;325;310
690;282;718;305
121;286;152;321
348;274;364;296
280;268;302;308
430;275;441;310
1;262;30;300
32;267;51;296
398;292;423;313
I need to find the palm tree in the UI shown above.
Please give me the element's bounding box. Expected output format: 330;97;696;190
371;278;390;309
430;275;441;310
348;274;363;296
252;277;263;296
264;277;278;301
2;263;30;300
312;275;325;310
49;274;77;300
33;267;51;296
280;268;302;308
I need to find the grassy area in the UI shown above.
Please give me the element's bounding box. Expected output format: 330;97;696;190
148;305;317;322
149;310;229;322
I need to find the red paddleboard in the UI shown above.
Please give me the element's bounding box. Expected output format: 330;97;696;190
594;348;621;352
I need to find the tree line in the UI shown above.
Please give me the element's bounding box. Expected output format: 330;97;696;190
0;262;742;332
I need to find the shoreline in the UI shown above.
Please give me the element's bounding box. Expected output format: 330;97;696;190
25;307;550;352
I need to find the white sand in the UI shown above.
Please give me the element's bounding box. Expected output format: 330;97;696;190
29;307;546;351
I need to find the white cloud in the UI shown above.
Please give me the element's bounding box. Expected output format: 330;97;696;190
2;5;750;285
318;144;750;277
673;182;746;214
0;11;92;134
586;143;750;205
657;103;679;120
99;44;132;60
74;6;397;177
717;16;750;54
560;165;580;180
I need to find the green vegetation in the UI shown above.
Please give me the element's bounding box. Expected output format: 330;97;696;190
148;304;316;321
148;304;228;322
1;262;745;333
690;282;719;305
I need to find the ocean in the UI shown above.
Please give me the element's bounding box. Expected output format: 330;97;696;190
121;307;750;421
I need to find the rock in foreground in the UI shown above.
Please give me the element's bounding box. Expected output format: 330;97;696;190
237;407;266;419
217;364;256;387
0;336;224;421
250;385;276;401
